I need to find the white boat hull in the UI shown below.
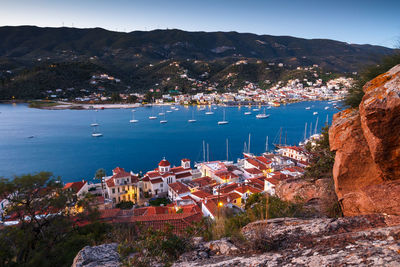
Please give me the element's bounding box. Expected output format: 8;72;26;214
160;120;168;124
149;116;157;120
188;119;197;123
92;133;103;137
130;120;139;123
218;121;229;125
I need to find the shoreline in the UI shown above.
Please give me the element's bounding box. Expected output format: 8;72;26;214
2;98;343;110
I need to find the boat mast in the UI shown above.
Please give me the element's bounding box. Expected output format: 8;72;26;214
203;141;206;162
279;127;282;146
244;142;247;153
265;136;269;152
207;143;210;162
248;133;251;153
314;117;319;135
285;131;287;146
309;122;312;138
226;138;229;161
304;122;307;141
325;114;329;125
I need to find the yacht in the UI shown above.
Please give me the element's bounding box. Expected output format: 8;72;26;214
305;107;311;110
160;113;167;124
129;110;138;123
256;108;270;119
188;110;197;123
91;125;103;137
205;106;214;115
218;109;229;125
313;112;318;115
149;116;157;120
166;110;172;113
324;106;329;110
252;108;260;111
244;111;252;115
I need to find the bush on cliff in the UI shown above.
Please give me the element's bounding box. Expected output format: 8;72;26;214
345;52;400;108
304;125;335;181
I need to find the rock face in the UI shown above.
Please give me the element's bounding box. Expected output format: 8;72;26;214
174;215;400;266
275;178;337;216
330;64;400;216
72;243;121;267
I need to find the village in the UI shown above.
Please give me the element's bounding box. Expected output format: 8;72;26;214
43;63;353;107
0;134;319;233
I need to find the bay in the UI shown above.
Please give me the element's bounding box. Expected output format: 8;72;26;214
0;101;338;182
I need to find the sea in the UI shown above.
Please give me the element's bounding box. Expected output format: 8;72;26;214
0;101;339;183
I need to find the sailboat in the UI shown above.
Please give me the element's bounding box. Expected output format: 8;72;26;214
256;108;270;119
91;125;103;137
244;107;252;115
205;106;214;115
158;106;165;116
130;110;138;123
160;113;168;124
90;110;99;127
313;111;318;115
218;109;229;125
305;107;311;110
188;110;197;123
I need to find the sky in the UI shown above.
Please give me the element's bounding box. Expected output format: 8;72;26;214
0;0;399;48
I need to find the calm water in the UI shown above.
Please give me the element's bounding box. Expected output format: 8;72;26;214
0;101;338;182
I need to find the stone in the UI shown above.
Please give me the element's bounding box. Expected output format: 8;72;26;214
203;238;239;255
72;243;121;267
330;64;400;216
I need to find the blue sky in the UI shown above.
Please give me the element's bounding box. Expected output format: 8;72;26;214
0;0;399;47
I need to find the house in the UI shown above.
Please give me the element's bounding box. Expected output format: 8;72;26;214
277;146;309;162
168;181;191;201
142;158;193;198
104;167;139;204
63;180;88;200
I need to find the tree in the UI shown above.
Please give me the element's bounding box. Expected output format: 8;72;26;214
95;168;106;193
0;172;105;266
345;53;400;108
304;126;335;181
110;92;121;103
127;95;138;103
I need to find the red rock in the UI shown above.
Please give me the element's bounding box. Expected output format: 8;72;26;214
330;64;400;216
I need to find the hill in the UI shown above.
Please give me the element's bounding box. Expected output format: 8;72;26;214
0;26;396;99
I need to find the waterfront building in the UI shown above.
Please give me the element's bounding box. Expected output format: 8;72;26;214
104;167;140;204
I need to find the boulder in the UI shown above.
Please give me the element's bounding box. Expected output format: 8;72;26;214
203;238;239;255
72;243;121;267
275;178;337;216
330;64;400;216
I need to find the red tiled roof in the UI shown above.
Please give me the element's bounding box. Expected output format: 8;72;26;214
113;167;125;174
227;192;241;200
234;185;262;194
147;171;161;178
159;159;171;167
256;156;272;165
181;158;190;162
266;178;280;185
176;172;192;179
191;176;215;187
171;166;185;173
169;182;190;195
142;176;150;182
190;189;213;200
244;168;263;175
63;181;86;193
246;158;267;170
150;178;163;184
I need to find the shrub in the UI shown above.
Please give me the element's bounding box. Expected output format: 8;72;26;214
345;53;400;108
116;200;134;210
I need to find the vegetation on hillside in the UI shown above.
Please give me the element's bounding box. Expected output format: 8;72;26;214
345;52;400;108
0;172;108;267
304;126;335;181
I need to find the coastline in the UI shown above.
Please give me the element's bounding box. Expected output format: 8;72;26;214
7;97;343;110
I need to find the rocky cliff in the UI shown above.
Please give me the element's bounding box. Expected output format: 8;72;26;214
275;178;337;216
330;64;400;216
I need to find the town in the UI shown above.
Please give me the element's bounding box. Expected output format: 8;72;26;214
40;63;353;108
0;134;320;233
